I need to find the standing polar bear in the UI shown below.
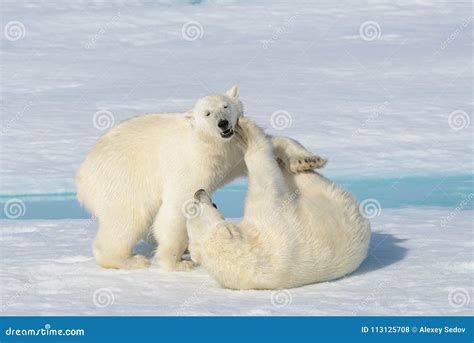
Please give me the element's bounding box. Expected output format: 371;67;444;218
76;86;326;270
187;118;371;289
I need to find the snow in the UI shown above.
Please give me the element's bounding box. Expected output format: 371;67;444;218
1;0;472;194
0;0;472;317
0;208;472;316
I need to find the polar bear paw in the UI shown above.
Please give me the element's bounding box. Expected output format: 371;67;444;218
122;255;151;269
288;155;327;173
175;260;195;272
158;258;195;272
235;117;267;150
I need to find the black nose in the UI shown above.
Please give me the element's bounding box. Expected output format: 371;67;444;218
218;119;229;130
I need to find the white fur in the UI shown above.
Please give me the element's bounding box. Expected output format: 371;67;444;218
187;118;371;289
76;87;322;270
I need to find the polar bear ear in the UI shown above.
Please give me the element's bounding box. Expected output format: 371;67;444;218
226;85;240;98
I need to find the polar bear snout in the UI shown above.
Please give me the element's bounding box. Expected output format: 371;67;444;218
194;189;208;201
220;128;234;139
217;119;235;139
194;189;212;205
188;189;223;238
217;119;229;130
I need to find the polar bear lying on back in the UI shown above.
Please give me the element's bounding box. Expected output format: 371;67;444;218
76;87;326;271
187;118;371;289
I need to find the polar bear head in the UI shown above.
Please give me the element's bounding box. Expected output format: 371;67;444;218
187;189;223;233
187;86;243;140
186;189;225;242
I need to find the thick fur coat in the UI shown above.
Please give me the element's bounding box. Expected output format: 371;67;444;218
76;87;324;270
187;118;371;289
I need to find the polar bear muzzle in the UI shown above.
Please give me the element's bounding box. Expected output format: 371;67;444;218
218;118;235;139
220;128;234;139
194;189;212;204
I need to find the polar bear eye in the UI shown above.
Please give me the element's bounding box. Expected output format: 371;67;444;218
205;111;211;116
223;104;228;109
212;203;218;209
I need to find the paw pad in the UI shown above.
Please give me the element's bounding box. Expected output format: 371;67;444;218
289;155;327;173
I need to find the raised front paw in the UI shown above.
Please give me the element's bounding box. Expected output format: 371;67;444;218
235;117;267;149
288;155;327;173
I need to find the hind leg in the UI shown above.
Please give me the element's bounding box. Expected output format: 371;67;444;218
286;155;327;173
271;136;327;173
93;209;151;269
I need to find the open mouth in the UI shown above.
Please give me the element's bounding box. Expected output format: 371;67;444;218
220;128;234;139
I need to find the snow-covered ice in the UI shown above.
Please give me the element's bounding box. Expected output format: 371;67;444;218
0;208;472;316
0;0;472;317
1;0;472;194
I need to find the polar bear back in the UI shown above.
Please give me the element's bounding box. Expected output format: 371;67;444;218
233;171;371;289
76;113;198;215
278;171;371;286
